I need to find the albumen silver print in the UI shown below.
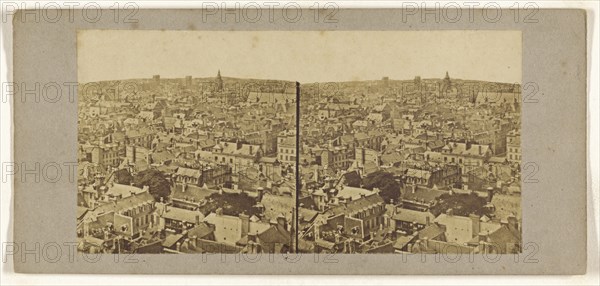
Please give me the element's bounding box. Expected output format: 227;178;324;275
76;30;522;255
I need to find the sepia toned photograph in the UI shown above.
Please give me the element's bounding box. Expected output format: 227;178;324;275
76;30;522;255
296;31;522;254
77;31;298;254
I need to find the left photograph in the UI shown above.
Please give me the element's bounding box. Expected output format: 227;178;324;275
76;30;298;254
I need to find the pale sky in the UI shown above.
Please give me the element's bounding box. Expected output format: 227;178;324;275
78;30;521;84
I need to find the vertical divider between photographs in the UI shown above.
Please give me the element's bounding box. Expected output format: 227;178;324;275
294;81;301;253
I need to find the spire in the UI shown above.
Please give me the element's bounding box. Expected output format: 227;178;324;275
216;70;223;92
442;71;452;91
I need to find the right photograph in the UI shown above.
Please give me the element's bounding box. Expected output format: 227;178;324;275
296;31;522;254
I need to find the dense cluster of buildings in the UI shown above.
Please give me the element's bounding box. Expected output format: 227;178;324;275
77;72;297;254
76;71;522;255
297;73;522;254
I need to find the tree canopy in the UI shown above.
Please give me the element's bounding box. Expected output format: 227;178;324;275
113;169;133;185
206;192;261;217
133;169;171;202
343;171;362;188
361;170;401;203
430;192;492;217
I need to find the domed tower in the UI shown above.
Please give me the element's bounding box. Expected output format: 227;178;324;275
442;71;452;89
216;70;224;92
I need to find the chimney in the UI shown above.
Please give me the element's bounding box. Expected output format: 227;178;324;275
507;214;519;233
215;208;223;216
276;214;287;230
478;240;487;254
182;238;190;251
257;187;264;202
425;215;431;226
176;242;181;252
446;208;454;216
327;177;335;189
240;213;250;237
190;235;197;249
469;214;480;238
486;187;495;203
478;145;482;155
248;230;258;243
195;214;201;225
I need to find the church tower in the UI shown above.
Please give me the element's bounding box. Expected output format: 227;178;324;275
443;71;451;88
216;70;224;92
440;71;452;99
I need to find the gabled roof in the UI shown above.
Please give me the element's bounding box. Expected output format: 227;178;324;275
391;208;435;225
162;206;203;223
162;233;184;248
171;184;218;202
326;193;385;216
104;183;146;199
257;224;291;244
92;191;154;216
443;142;490;157
488;225;521;244
298;208;319;223
433;214;474;244
417;222;446;240
393;234;416;250
176;167;201;178
187;222;215;239
405;168;432;180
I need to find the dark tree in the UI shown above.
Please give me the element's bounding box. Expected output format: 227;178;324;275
206;192;261;217
113;169;133;185
133;169;171;201
343;171;362;188
430;193;491;217
361;170;401;203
